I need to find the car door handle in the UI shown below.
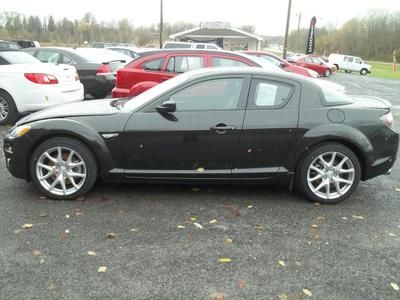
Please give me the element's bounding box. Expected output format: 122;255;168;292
210;125;237;132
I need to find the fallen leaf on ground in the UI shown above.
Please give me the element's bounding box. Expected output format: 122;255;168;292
218;257;232;263
224;237;233;244
311;224;318;228
277;294;288;300
233;209;241;217
98;266;107;273
391;283;399;291
313;202;321;206
32;250;41;256
14;229;22;234
39;213;49;218
65;214;70;219
210;292;226;300
388;233;396;237
107;233;116;239
303;289;312;297
190;217;197;221
352;215;364;220
87;251;97;256
193;222;203;229
22;224;33;229
177;225;185;229
317;216;326;221
247;205;253;209
342;217;348;220
47;283;56;290
75;212;84;216
65;229;70;234
191;188;200;192
95;196;108;202
209;219;218;224
278;260;286;267
238;279;246;288
254;225;264;230
75;196;86;202
130;228;139;232
396;188;400;192
295;261;303;267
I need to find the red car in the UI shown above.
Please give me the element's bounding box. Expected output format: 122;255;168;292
293;56;335;77
112;50;262;98
241;50;319;78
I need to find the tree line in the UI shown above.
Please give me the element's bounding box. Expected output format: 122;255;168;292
288;11;400;62
0;12;257;48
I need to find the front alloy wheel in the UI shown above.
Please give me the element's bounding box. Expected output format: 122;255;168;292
31;137;97;200
299;144;361;204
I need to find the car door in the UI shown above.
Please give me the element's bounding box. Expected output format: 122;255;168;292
122;75;251;179
233;76;300;181
164;54;206;75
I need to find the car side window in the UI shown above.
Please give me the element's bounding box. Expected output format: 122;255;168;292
168;78;243;111
143;58;163;71
0;56;9;65
212;57;249;67
166;56;204;73
248;79;293;109
196;44;205;49
36;50;60;64
355;58;361;64
62;54;73;64
348;57;354;63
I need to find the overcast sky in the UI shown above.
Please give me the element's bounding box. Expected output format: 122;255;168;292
2;0;400;36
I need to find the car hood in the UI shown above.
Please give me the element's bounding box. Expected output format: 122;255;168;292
17;99;124;125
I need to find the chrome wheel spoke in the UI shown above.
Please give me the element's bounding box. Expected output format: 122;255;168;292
69;172;86;179
49;175;62;191
333;180;343;195
66;150;75;164
336;177;353;185
339;168;354;174
325;182;331;199
44;152;57;164
310;165;324;175
38;172;53;181
57;147;63;162
308;174;322;183
69;161;85;168
329;152;337;166
37;163;53;172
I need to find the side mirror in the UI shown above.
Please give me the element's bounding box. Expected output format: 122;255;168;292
156;100;176;113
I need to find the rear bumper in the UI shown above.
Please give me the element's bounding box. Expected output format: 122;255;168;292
363;126;399;180
81;75;115;98
16;82;84;113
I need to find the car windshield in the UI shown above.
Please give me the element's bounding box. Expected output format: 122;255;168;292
0;51;40;64
123;73;190;111
74;48;131;63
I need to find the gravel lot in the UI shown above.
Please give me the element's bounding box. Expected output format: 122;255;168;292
0;73;399;300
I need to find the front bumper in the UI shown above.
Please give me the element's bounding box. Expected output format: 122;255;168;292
3;133;33;180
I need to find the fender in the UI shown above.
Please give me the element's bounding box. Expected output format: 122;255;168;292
24;118;116;179
285;123;374;172
129;81;160;97
0;87;22;112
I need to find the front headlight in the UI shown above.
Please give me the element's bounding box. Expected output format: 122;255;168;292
9;125;31;138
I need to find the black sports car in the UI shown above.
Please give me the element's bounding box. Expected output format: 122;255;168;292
3;68;399;203
22;47;130;99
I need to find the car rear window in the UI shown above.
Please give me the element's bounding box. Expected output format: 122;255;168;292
318;82;354;105
74;48;130;63
0;51;40;64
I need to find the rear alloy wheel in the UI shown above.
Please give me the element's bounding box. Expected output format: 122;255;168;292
0;91;18;125
360;68;368;75
324;69;332;77
298;144;361;204
30;137;97;200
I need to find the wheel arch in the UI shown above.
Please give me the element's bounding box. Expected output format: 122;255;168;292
0;88;20;112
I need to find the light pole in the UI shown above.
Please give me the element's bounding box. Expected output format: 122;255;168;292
282;0;292;59
159;0;164;49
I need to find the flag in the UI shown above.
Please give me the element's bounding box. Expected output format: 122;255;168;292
306;17;317;55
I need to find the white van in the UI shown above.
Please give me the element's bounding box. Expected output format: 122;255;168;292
328;54;371;75
163;41;222;50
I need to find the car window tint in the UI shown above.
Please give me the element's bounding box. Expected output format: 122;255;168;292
212;57;248;67
169;78;243;111
62;54;73;64
36;50;60;63
319;84;354;105
143;58;163;71
0;56;9;65
355;58;361;64
196;44;205;49
166;56;204;73
207;45;218;49
249;80;293;108
348;57;354;63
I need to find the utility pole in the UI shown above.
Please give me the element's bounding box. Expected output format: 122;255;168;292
282;0;292;59
159;0;164;49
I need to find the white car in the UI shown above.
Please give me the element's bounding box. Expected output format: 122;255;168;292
163;41;222;50
0;50;84;124
328;53;371;75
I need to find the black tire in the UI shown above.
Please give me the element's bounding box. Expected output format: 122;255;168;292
30;137;98;200
324;69;332;77
297;143;361;204
360;68;368;75
0;90;19;125
344;70;352;74
334;64;339;70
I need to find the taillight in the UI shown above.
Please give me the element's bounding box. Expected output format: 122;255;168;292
97;64;112;75
380;112;394;127
116;69;124;86
75;72;80;81
24;73;59;84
